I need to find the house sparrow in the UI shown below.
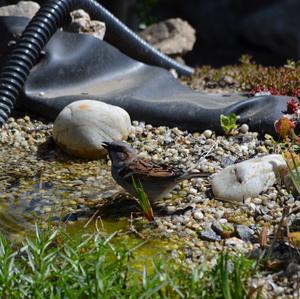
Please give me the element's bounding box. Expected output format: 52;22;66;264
102;141;209;202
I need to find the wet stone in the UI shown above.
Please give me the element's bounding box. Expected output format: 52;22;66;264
211;221;223;235
285;263;300;278
290;218;300;232
235;225;255;241
198;228;221;242
62;213;78;222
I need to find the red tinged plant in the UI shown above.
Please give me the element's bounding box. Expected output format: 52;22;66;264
249;65;300;97
287;98;300;114
274;116;295;140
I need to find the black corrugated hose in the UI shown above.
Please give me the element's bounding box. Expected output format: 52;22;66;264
0;0;194;126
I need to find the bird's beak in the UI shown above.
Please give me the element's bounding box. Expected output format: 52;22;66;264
101;141;110;149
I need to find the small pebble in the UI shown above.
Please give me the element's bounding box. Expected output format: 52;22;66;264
252;197;262;205
211;221;223;235
193;209;204;220
239;124;249;134
257;146;268;153
219;218;227;224
166;206;176;214
235;225;255;241
225;237;246;251
203;129;213;138
178;191;188;197
189;187;198;195
192;196;205;204
214;210;224;219
199;228;221;242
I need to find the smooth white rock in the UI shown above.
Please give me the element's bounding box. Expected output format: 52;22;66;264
211;154;287;202
53;100;131;159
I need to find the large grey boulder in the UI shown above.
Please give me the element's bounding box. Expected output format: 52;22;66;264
139;18;196;56
0;1;39;18
139;0;298;64
240;0;300;59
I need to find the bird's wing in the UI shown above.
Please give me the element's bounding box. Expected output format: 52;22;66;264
119;159;181;180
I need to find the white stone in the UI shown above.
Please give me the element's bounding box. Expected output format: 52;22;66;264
203;129;213;138
189;187;198;195
211;154;287;202
53;100;131;159
214;210;224;219
219;218;227;224
0;1;39;18
193;209;204;220
252;197;262;205
239;124;249;134
225;237;247;252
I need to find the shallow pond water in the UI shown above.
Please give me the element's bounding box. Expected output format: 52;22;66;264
67;218;180;268
0;143;179;263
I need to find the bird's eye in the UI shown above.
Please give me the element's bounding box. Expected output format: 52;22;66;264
117;152;127;160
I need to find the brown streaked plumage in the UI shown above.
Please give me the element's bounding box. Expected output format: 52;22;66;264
102;141;209;202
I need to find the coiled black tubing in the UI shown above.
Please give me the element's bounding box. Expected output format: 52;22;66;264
0;0;194;126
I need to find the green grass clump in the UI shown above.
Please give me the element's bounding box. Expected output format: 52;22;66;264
0;226;258;298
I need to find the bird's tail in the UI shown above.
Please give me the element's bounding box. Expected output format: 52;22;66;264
179;172;210;180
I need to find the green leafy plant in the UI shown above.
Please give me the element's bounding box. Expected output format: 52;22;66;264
283;151;300;195
0;227;258;298
220;113;239;135
285;59;300;69
131;176;154;222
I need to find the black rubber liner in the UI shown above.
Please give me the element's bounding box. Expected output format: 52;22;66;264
0;16;292;135
0;0;192;126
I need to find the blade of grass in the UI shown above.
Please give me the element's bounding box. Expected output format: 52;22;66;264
220;252;232;299
131;176;154;222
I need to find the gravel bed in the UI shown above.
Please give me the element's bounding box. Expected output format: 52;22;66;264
0;106;299;297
